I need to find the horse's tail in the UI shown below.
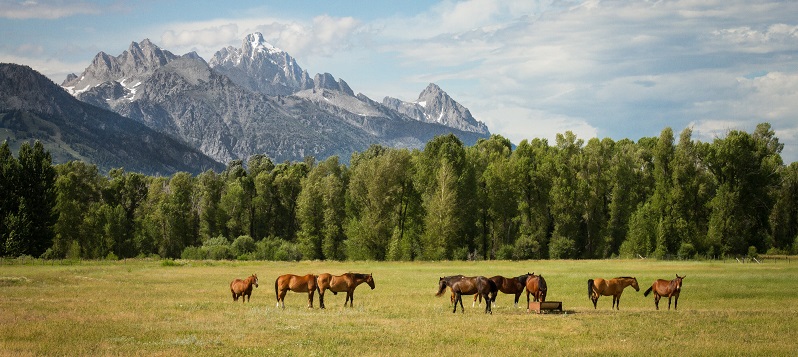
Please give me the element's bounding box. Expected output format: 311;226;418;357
587;279;593;300
644;285;653;297
274;277;279;301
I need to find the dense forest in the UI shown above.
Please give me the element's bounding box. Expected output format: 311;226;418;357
2;123;797;261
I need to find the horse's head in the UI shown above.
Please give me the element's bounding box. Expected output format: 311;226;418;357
435;277;448;297
252;274;259;288
631;277;639;291
674;274;685;291
366;273;375;290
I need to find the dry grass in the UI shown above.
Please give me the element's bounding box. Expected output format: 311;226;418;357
1;259;797;356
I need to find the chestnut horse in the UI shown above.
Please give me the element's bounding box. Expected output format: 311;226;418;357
474;273;533;308
230;274;258;303
588;277;639;310
317;273;375;309
643;274;685;310
525;273;548;311
436;276;496;314
275;274;318;309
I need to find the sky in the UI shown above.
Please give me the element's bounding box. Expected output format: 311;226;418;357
2;0;798;163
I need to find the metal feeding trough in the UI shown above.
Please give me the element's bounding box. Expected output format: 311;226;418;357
528;301;563;314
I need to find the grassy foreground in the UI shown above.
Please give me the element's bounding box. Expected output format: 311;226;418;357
1;258;797;356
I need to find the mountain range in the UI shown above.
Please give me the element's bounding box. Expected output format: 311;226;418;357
2;32;490;174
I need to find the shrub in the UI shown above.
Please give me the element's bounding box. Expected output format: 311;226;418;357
677;243;696;260
451;246;469;261
513;236;540;260
253;238;282;260
105;252;119;261
231;235;256;257
496;245;515;260
747;246;758;259
548;236;575;259
275;241;302;261
206;245;232;260
181;246;207;260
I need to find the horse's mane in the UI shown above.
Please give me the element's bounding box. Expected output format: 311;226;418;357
351;273;370;279
616;276;635;280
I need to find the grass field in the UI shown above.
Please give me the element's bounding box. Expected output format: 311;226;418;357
1;258;797;356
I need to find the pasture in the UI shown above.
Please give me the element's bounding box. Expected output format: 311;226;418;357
1;259;797;356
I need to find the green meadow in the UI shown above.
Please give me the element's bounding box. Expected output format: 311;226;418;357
1;259;797;356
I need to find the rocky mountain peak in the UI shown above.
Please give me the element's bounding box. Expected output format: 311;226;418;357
209;32;311;96
313;73;354;96
382;83;489;135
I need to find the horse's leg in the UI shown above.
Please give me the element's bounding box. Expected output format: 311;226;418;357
319;289;326;309
456;292;464;313
348;291;354;307
667;295;672;310
473;294;479;307
308;290;315;309
278;289;287;309
674;295;679;310
484;293;492;314
592;294;598;309
654;293;660;310
526;290;531;312
514;293;520;308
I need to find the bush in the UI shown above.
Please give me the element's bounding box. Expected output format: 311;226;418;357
747;246;758;259
253;238;282;260
105;252;119;261
496;245;515;260
204;235;229;246
181;246;207;260
513;236;540;260
275;241;302;261
677;243;696;260
206;245;232;260
451;246;469;261
548;236;575;259
231;235;256;257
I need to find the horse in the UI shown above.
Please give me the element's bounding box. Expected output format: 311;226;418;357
275;274;319;309
473;273;533;308
588;276;639;310
525;273;548;311
643;274;685;310
436;276;496;314
230;274;258;303
317;273;375;309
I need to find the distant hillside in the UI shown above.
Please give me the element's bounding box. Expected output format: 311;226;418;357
0;63;224;175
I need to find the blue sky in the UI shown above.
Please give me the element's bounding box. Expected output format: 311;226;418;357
2;0;798;163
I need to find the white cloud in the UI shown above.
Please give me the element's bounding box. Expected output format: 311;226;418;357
0;0;99;19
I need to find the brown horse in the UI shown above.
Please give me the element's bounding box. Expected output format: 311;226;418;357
525;273;548;311
230;274;258;303
588;277;639;310
436;276;496;314
317;273;375;309
275;274;319;309
643;274;685;310
474;273;533;308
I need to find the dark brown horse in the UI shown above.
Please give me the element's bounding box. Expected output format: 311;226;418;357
643;274;685;310
275;274;319;309
525;273;548;311
436;276;496;314
474;273;533;308
317;273;375;308
230;274;258;303
588;277;639;310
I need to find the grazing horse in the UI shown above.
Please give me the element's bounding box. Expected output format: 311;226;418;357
275;274;319;309
317;273;375;309
474;273;533;308
525;273;548;311
436;276;496;314
230;274;258;303
643;274;685;310
588;277;639;310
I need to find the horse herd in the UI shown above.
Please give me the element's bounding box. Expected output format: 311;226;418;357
229;272;685;313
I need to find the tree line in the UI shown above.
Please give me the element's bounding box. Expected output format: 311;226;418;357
2;122;797;261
